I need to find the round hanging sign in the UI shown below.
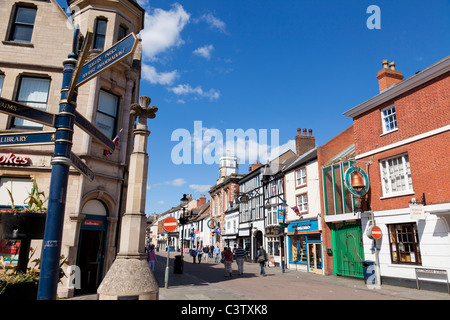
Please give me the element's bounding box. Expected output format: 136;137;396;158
344;166;370;196
207;219;217;229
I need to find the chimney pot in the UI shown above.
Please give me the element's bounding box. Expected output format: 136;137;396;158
303;128;307;135
297;128;301;135
382;60;389;69
389;61;396;70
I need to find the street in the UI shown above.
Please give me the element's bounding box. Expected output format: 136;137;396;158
154;251;450;301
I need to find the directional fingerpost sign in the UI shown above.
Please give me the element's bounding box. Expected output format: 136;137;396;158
0;97;55;127
163;217;178;232
70;152;94;181
76;33;138;87
0;131;55;147
74;110;115;151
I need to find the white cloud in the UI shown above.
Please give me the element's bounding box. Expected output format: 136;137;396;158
141;64;178;85
189;184;211;193
165;178;186;187
193;45;214;60
157;200;165;204
197;13;227;34
140;3;190;61
168;84;220;101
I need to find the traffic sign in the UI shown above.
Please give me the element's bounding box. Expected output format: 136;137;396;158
76;32;138;87
74;110;115;151
0;131;55;147
367;225;382;240
163;217;178;232
70;152;94;181
0;97;55;127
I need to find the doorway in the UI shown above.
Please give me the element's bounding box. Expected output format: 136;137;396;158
307;242;322;274
77;228;105;293
76;199;108;294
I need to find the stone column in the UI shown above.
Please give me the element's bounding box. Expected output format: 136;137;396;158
97;96;159;300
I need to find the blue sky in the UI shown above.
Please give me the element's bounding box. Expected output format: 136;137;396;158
59;1;450;214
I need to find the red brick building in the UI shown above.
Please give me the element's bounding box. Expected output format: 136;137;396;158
344;56;450;292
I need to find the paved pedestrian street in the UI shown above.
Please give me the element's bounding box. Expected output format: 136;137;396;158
154;252;450;301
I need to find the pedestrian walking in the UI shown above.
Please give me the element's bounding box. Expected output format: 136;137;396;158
214;244;221;263
203;246;209;262
256;245;267;276
235;244;248;275
146;244;157;272
209;245;214;259
222;247;233;277
197;248;203;263
190;246;198;263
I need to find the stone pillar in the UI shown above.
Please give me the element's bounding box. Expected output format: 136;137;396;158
97;96;158;300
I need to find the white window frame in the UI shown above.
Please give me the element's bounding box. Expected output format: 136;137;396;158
380;153;414;197
296;167;306;187
381;104;398;134
296;193;308;213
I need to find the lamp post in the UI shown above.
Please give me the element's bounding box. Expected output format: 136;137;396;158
174;194;192;274
279;199;288;273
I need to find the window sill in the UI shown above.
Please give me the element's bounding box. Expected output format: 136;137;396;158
380;190;415;200
2;41;34;48
380;128;398;137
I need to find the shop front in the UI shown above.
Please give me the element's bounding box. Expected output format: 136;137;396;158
265;225;283;266
287;219;323;274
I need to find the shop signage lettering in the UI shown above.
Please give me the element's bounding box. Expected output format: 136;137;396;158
0;153;30;166
265;226;282;236
294;224;311;231
83;220;103;227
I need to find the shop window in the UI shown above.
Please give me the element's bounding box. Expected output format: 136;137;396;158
96;90;119;139
93;18;107;50
388;223;422;265
381;104;397;134
11;76;50;129
380;153;413;197
290;236;307;263
0;177;33;208
8;5;37;43
323;161;356;215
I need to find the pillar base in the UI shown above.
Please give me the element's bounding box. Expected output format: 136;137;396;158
97;258;159;300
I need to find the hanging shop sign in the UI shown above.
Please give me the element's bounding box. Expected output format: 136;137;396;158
207;219;217;229
265;226;283;237
344;166;370;196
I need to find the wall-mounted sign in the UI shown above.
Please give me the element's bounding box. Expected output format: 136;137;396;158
0;153;30;166
265;226;283;237
344;166;370;196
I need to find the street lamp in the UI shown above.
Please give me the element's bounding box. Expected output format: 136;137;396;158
179;194;193;258
279;199;288;273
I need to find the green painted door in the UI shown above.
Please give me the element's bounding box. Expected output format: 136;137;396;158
332;221;365;278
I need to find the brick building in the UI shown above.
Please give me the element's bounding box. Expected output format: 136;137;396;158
343;56;450;292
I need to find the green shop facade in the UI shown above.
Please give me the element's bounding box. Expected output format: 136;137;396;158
322;158;367;279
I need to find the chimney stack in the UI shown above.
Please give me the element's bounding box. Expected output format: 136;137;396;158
295;128;315;157
249;160;263;173
376;59;404;92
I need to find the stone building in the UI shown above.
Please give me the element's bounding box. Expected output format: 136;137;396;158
0;0;144;298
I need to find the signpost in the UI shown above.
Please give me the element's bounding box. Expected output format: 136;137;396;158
0;26;137;299
0;131;55;147
162;217;178;289
0;97;55;127
34;27;138;300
